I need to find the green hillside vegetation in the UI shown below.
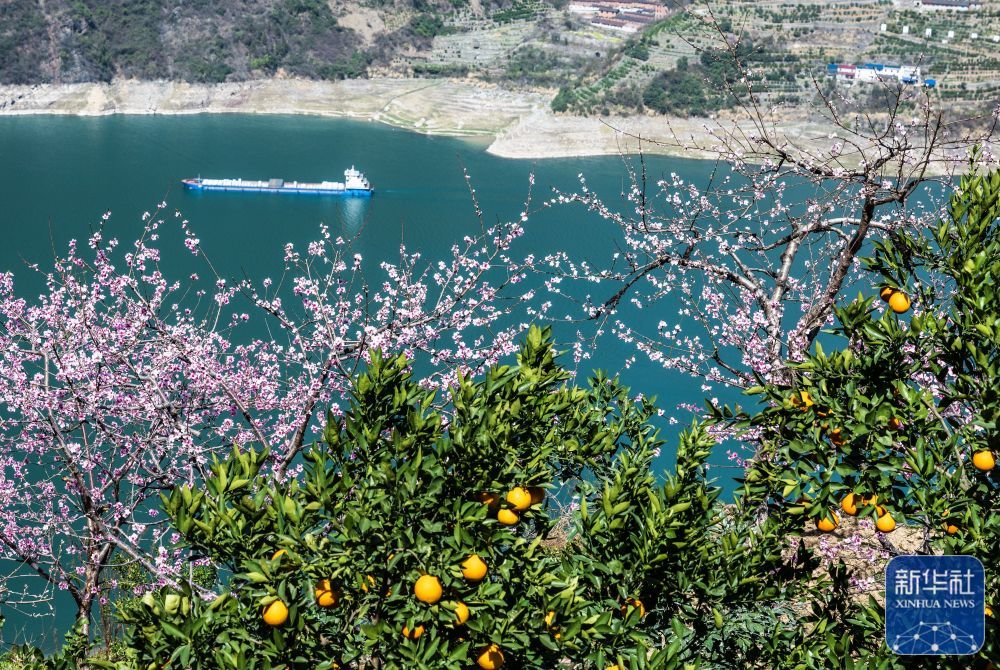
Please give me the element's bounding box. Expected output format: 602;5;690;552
3;0;1000;121
0;0;478;84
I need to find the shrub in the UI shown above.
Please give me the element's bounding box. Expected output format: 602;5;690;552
116;326;815;668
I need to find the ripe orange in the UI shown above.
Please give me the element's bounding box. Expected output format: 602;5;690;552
461;554;488;582
476;644;504;669
880;287;894;302
621;597;646;618
497;509;519;526
528;486;546;505
414;575;442;604
888;417;903;431
986;604;993;617
262;600;289;627
790;391;811;408
842;493;879;516
944;522;959;535
402;624;425;640
606;665;621;670
360;574;376;593
972;450;995;472
830;428;846;447
315;579;338;607
840;493;859;516
454;601;470;625
476;491;501;510
876;512;897;533
506;487;532;511
816;513;838;532
544;610;556;627
271;549;287;560
888;291;911;314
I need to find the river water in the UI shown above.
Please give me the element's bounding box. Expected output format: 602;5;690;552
0;114;737;647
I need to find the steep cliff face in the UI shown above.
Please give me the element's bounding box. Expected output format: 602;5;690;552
0;0;468;84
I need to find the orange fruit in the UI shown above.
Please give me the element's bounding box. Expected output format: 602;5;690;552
888;291;911;314
476;644;504;669
830;428;846;447
880;287;895;302
843;493;880;516
888;417;903;431
360;574;376;593
528;486;546;505
944;522;959;535
972;450;995;472
402;624;425;640
315;579;338;607
544;610;556;627
262;600;289;627
816;513;838;532
476;491;501;510
799;390;814;409
621;597;646;618
461;554;488;582
506;487;532;511
497;509;519;526
876;512;896;533
986;605;993;617
453;601;470;625
606;666;622;670
271;549;287;560
414;575;442;604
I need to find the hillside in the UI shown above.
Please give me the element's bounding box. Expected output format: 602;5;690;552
2;0;999;124
0;0;467;84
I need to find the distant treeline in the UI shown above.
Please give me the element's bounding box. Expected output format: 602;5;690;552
0;0;497;84
552;38;804;118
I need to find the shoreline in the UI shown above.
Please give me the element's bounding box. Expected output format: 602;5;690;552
0;78;981;172
0;78;762;161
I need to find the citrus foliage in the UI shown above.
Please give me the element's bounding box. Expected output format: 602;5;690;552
111;328;630;667
728;166;1000;666
548;419;814;669
115;325;825;669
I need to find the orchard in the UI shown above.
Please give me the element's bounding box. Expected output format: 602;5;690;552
0;17;998;661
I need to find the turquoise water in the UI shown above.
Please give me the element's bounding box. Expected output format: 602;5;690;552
0;113;732;432
0;114;739;647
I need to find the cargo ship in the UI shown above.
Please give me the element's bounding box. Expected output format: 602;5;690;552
182;166;373;196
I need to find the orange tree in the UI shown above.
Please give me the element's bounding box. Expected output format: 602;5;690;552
113;326;661;669
113;324;830;670
723;166;1000;667
538;415;821;670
